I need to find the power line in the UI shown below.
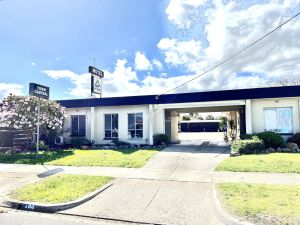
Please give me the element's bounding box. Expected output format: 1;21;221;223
155;10;300;100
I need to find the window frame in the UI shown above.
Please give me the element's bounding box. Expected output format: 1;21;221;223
104;113;119;140
128;112;143;139
263;107;293;134
70;115;86;137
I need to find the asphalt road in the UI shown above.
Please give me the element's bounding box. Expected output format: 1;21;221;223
0;209;143;225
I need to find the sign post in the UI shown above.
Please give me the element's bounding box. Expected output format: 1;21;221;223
29;83;50;159
36;99;40;159
89;66;104;98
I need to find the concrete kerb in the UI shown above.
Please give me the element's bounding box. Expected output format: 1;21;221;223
3;181;114;213
212;182;255;225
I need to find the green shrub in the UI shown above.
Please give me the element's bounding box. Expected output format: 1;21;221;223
288;133;300;146
31;141;49;151
231;139;265;155
256;131;285;148
219;117;227;131
46;129;60;146
240;134;262;142
153;134;169;145
240;134;255;140
71;137;92;148
205;114;214;120
112;140;131;147
182;115;191;121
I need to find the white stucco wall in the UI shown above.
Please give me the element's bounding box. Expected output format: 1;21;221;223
63;107;91;142
251;97;300;134
170;111;179;142
94;105;150;144
62;97;300;145
153;106;165;134
64;105;151;145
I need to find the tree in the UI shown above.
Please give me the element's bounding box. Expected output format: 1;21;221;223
219;116;228;141
198;115;204;120
182;115;191;121
228;119;237;140
0;94;65;149
205;114;214;120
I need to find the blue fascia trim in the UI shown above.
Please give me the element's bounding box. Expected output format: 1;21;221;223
57;86;300;108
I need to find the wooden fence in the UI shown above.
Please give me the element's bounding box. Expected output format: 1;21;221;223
0;127;30;147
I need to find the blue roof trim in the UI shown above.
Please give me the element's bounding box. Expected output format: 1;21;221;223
57;86;300;108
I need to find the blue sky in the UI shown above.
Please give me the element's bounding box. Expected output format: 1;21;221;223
1;0;300;100
0;0;169;99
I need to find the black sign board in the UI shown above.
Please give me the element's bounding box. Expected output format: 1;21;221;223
29;83;50;99
91;75;102;94
89;66;104;78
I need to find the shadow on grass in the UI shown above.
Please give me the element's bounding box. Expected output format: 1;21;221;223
0;150;74;165
103;148;159;154
109;148;140;154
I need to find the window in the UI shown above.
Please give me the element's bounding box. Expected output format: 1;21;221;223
128;113;143;138
71;115;86;136
264;107;292;134
104;114;118;139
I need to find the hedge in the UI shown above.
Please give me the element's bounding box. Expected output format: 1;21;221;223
153;134;169;145
288;133;300;147
231;138;265;155
256;131;285;148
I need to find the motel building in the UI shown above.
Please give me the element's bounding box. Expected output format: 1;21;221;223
58;85;300;145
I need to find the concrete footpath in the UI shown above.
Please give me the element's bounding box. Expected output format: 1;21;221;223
1;142;300;225
1;158;300;185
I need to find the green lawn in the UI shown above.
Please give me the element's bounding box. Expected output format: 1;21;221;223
218;183;300;224
0;149;159;168
215;153;300;173
11;174;113;204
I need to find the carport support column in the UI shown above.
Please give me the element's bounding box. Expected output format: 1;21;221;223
90;107;95;141
245;99;253;134
148;104;154;145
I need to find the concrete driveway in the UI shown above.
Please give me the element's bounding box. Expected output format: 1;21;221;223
63;141;230;225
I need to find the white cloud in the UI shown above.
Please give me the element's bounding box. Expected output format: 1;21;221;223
31;62;36;66
166;0;207;29
134;52;153;71
55;57;61;61
157;38;203;69
44;60;139;98
44;59;205;98
43;70;91;98
159;0;300;91
45;58;266;99
45;0;300;99
152;59;163;70
0;83;24;100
